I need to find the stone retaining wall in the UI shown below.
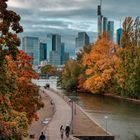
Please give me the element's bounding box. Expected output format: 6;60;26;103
74;136;114;140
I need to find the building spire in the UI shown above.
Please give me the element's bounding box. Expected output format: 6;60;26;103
120;19;122;28
100;0;102;7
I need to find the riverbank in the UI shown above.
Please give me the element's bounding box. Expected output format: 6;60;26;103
72;104;113;138
105;93;140;104
24;89;54;140
51;89;114;140
67;91;140;140
78;91;140;104
25;87;114;140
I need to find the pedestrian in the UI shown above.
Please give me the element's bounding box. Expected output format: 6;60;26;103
65;124;70;138
60;125;64;138
51;99;54;105
39;132;46;140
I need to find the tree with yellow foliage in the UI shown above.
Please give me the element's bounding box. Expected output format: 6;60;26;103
83;33;118;94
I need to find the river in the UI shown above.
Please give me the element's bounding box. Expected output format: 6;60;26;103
63;91;140;140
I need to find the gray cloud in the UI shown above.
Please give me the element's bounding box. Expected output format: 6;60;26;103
8;0;140;56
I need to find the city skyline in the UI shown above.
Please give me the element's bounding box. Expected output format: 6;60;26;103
8;0;140;56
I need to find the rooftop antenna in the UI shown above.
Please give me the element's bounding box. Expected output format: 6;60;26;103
120;19;122;28
100;0;102;7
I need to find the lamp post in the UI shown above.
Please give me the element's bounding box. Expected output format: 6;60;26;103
0;17;3;37
69;99;73;134
104;116;108;135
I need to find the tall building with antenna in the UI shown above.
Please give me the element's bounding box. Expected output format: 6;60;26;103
97;0;103;38
97;0;114;40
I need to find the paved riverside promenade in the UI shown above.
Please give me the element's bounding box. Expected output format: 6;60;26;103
41;87;114;140
72;105;114;140
42;87;73;140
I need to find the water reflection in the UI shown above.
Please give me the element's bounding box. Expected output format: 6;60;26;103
63;91;140;140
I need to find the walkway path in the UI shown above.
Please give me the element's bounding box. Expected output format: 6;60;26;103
42;87;72;140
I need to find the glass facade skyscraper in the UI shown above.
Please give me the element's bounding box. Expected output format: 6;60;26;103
40;42;47;61
108;21;114;40
103;17;108;32
47;34;61;62
97;4;103;38
117;28;123;47
22;36;40;66
75;32;90;55
97;1;114;40
49;51;61;66
47;34;69;66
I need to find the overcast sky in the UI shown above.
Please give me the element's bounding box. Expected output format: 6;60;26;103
7;0;140;56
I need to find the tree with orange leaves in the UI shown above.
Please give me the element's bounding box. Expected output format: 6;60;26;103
0;0;43;139
0;0;26;139
76;44;93;92
6;51;43;124
82;33;118;94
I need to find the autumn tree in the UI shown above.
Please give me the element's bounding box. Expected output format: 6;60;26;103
0;0;23;94
6;51;43;124
41;64;57;76
62;59;81;91
115;17;140;99
76;44;93;62
82;33;118;94
0;0;43;139
76;44;93;92
0;0;26;139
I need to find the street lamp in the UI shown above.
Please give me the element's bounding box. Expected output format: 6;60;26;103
104;116;108;135
0;17;3;37
69;99;73;134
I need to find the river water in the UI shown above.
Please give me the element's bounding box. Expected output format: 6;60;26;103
63;91;140;140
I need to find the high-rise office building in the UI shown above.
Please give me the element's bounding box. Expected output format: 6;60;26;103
49;51;61;66
60;43;69;65
47;34;69;66
47;34;61;62
97;1;114;40
103;17;108;32
61;42;65;64
63;52;69;64
75;32;90;54
40;42;47;61
97;4;103;38
116;28;123;47
22;36;40;66
108;21;114;40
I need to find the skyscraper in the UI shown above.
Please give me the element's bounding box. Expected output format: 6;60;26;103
97;1;114;40
108;21;114;40
40;42;47;61
103;17;108;32
75;32;90;55
116;28;123;47
22;36;40;66
97;0;103;38
47;33;69;66
47;34;61;62
49;51;61;66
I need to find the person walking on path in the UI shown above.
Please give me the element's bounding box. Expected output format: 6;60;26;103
60;125;64;138
65;124;70;138
39;132;46;140
42;88;72;140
